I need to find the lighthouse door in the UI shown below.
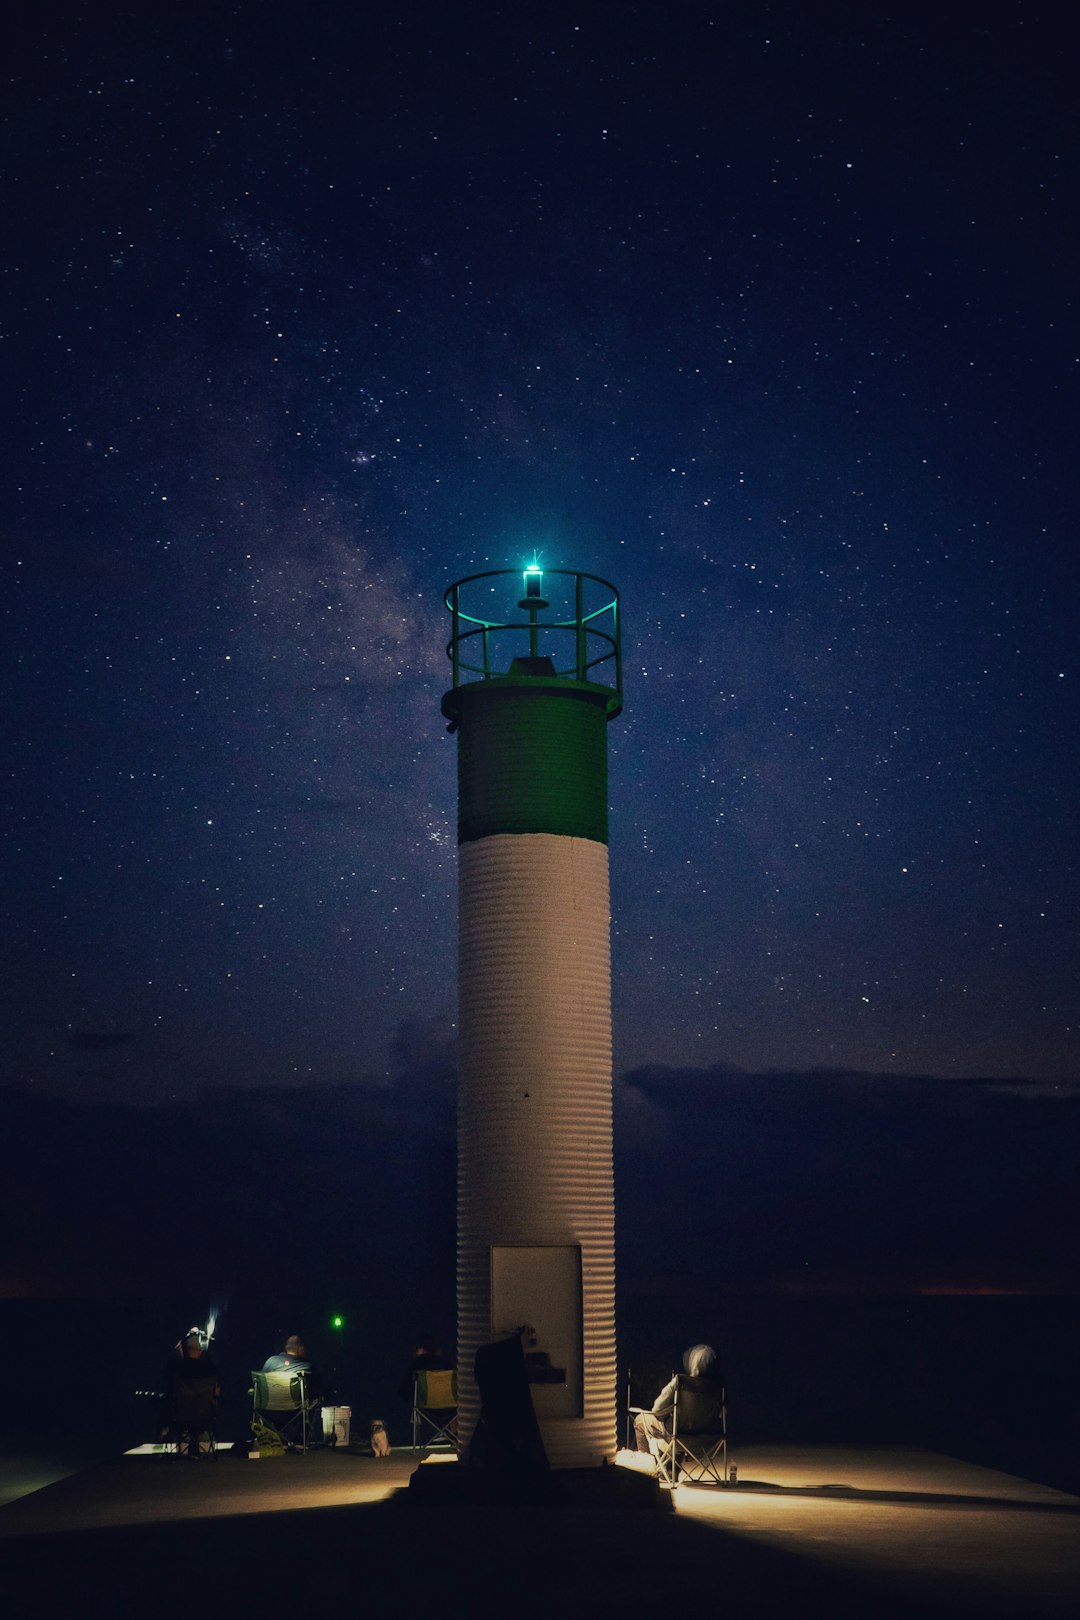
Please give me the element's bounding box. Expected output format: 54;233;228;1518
490;1245;583;1418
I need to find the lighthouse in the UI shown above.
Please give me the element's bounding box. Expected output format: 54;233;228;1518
442;566;623;1469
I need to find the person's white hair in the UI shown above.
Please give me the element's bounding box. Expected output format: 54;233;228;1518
683;1343;717;1376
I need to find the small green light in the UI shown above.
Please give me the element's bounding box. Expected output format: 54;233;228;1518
331;1314;344;1329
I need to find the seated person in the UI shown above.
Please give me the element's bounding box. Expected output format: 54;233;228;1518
159;1331;220;1445
634;1342;723;1459
400;1336;457;1439
398;1335;454;1401
263;1333;318;1377
256;1334;325;1445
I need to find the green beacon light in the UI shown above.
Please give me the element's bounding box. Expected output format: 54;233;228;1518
331;1314;344;1330
523;561;544;601
519;562;548;656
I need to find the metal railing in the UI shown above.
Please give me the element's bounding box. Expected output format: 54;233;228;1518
444;569;622;708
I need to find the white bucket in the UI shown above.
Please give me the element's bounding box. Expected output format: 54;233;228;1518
321;1405;351;1447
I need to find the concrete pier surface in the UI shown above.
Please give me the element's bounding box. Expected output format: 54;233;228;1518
653;1445;1080;1618
3;1443;1078;1617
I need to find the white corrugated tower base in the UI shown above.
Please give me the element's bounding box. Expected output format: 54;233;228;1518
457;832;617;1468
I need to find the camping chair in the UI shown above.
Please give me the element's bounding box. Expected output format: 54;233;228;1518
163;1373;218;1458
655;1374;728;1488
411;1366;459;1450
250;1368;319;1453
624;1362;674;1451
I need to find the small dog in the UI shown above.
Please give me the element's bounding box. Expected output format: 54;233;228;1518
369;1419;391;1458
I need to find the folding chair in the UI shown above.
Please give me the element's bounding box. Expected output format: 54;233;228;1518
163;1374;218;1458
655;1374;728;1488
250;1368;318;1452
411;1366;459;1450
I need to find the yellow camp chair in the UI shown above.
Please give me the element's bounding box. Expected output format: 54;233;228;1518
410;1367;459;1450
250;1368;318;1453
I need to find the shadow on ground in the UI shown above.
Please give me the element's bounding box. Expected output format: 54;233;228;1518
0;1477;1045;1619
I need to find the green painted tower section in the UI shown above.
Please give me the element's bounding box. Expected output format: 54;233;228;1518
453;675;610;845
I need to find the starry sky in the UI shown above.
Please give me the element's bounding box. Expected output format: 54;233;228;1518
4;0;1078;1108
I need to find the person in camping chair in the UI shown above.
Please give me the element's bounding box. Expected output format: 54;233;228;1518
256;1333;326;1446
159;1331;220;1442
398;1335;454;1401
634;1343;722;1456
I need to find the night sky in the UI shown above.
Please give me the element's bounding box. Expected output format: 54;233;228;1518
4;3;1079;1307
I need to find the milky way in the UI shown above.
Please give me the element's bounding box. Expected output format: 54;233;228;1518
4;2;1076;1099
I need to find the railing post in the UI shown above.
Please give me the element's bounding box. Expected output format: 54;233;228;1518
613;597;621;697
576;573;585;680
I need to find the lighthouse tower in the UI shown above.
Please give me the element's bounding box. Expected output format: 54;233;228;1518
442;566;623;1469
